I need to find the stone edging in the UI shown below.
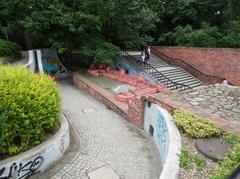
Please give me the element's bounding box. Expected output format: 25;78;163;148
0;114;70;179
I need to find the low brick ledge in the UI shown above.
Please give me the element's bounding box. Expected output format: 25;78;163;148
146;94;240;135
72;72;135;123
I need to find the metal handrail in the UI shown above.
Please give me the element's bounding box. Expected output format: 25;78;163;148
121;51;192;91
151;46;228;84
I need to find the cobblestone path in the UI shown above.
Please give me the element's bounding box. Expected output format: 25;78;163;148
172;84;240;123
32;79;161;179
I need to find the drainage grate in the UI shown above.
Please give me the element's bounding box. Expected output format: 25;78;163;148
82;107;96;113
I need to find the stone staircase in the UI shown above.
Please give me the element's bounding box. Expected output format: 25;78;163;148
128;52;204;89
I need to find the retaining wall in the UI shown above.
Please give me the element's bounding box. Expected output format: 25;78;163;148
0;114;70;179
151;46;240;85
144;102;181;179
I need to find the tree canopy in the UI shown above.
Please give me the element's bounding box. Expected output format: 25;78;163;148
0;0;240;63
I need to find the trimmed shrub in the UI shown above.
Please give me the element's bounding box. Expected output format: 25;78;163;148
0;39;21;58
0;66;61;155
211;144;240;179
173;110;222;138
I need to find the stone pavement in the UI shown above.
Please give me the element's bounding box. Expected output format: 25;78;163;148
32;79;161;179
172;84;240;123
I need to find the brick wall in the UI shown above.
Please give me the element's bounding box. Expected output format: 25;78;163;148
72;72;240;135
128;97;146;129
151;46;240;86
73;73;145;129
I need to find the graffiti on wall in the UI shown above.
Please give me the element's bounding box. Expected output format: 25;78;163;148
144;102;169;164
0;156;43;179
156;111;168;163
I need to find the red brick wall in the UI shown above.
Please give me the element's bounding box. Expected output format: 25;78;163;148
152;47;240;86
128;97;146;129
73;73;145;128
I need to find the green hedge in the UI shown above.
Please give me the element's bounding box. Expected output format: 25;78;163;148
0;66;61;155
0;39;21;58
211;144;240;179
173;110;222;138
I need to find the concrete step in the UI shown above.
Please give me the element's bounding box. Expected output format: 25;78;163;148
174;78;199;84
162;70;187;76
162;73;190;78
123;51;205;91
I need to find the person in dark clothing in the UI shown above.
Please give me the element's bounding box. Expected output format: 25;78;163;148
145;47;150;62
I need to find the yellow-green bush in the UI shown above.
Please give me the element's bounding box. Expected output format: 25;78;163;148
210;144;240;179
173;110;222;138
0;66;61;155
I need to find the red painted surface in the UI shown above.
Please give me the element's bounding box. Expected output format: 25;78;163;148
152;47;240;85
87;68;169;102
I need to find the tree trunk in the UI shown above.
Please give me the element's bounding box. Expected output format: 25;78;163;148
24;32;34;50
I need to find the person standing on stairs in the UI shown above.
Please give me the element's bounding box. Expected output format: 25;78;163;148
141;49;146;71
145;46;150;62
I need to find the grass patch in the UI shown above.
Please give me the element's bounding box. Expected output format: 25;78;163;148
180;149;206;170
224;132;240;146
210;144;240;179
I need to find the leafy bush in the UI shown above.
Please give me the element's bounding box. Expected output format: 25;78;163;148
180;149;205;170
83;42;120;65
211;144;240;179
0;66;61;155
174;23;221;47
0;39;21;58
220;21;240;48
173;110;222;138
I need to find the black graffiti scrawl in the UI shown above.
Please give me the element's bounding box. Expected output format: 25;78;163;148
0;156;43;179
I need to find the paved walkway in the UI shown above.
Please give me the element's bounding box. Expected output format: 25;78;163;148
172;84;240;123
32;79;161;179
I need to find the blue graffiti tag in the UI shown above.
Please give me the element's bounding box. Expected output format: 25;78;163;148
156;111;168;162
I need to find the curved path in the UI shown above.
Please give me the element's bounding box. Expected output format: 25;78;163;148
33;79;161;179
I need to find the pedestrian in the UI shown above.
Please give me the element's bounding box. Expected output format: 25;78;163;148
141;50;145;63
145;46;150;62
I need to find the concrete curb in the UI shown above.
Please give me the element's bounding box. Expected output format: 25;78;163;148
0;114;70;179
159;107;181;179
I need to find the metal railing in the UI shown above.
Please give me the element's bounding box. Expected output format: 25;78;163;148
121;51;192;91
151;46;228;85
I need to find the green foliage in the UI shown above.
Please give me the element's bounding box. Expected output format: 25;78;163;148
0;39;21;58
180;149;206;170
173;110;222;138
1;0;156;52
211;144;240;179
174;23;221;47
94;43;120;65
224;132;240;146
0;66;61;155
82;42;120;65
1;0;239;49
220;21;240;48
